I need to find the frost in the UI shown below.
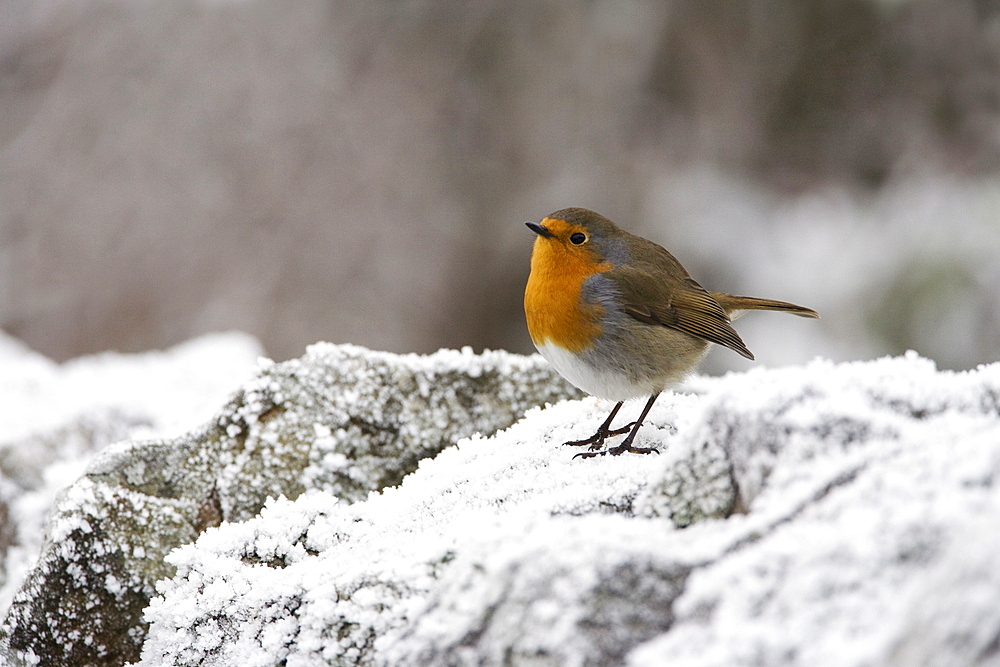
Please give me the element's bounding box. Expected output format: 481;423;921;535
128;353;1000;667
0;331;263;617
0;341;575;665
3;334;998;666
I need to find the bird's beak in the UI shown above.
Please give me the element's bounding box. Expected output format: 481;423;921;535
525;221;554;238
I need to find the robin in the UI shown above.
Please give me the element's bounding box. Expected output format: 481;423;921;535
524;207;819;458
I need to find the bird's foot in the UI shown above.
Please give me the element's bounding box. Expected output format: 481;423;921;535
573;444;659;459
607;442;659;457
572;434;659;459
563;421;636;451
568;393;662;460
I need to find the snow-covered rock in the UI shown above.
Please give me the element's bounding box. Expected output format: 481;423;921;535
120;352;1000;667
0;343;576;666
0;331;264;617
2;341;997;667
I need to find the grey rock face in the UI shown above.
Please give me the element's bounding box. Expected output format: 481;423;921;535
0;343;577;666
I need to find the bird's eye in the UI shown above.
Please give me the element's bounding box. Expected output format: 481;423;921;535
570;233;587;245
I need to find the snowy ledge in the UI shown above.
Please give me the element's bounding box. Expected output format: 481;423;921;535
3;347;1000;667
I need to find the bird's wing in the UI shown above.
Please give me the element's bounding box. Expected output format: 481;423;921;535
612;266;754;360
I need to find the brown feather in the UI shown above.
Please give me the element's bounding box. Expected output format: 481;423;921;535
710;293;820;319
615;267;755;360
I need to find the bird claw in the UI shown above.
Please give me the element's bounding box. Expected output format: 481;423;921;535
563;421;637;451
572;444;659;459
565;418;659;458
609;444;659;457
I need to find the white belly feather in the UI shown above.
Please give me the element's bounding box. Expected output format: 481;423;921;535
535;341;655;401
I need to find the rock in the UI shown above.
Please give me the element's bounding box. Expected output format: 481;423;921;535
0;344;577;666
0;331;262;619
128;354;1000;667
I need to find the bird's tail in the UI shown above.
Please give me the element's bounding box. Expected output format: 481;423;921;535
711;293;820;320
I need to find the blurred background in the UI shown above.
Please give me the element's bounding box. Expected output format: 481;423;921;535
2;0;999;373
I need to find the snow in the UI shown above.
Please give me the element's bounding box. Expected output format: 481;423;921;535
0;331;263;616
129;351;1000;666
2;332;998;666
0;337;576;665
0;330;264;445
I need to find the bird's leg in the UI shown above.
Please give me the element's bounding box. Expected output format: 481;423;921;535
576;393;661;459
607;393;660;456
563;401;635;451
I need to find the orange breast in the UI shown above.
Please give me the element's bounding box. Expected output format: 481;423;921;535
524;238;611;353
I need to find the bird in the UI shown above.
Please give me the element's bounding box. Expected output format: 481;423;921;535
523;207;819;458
